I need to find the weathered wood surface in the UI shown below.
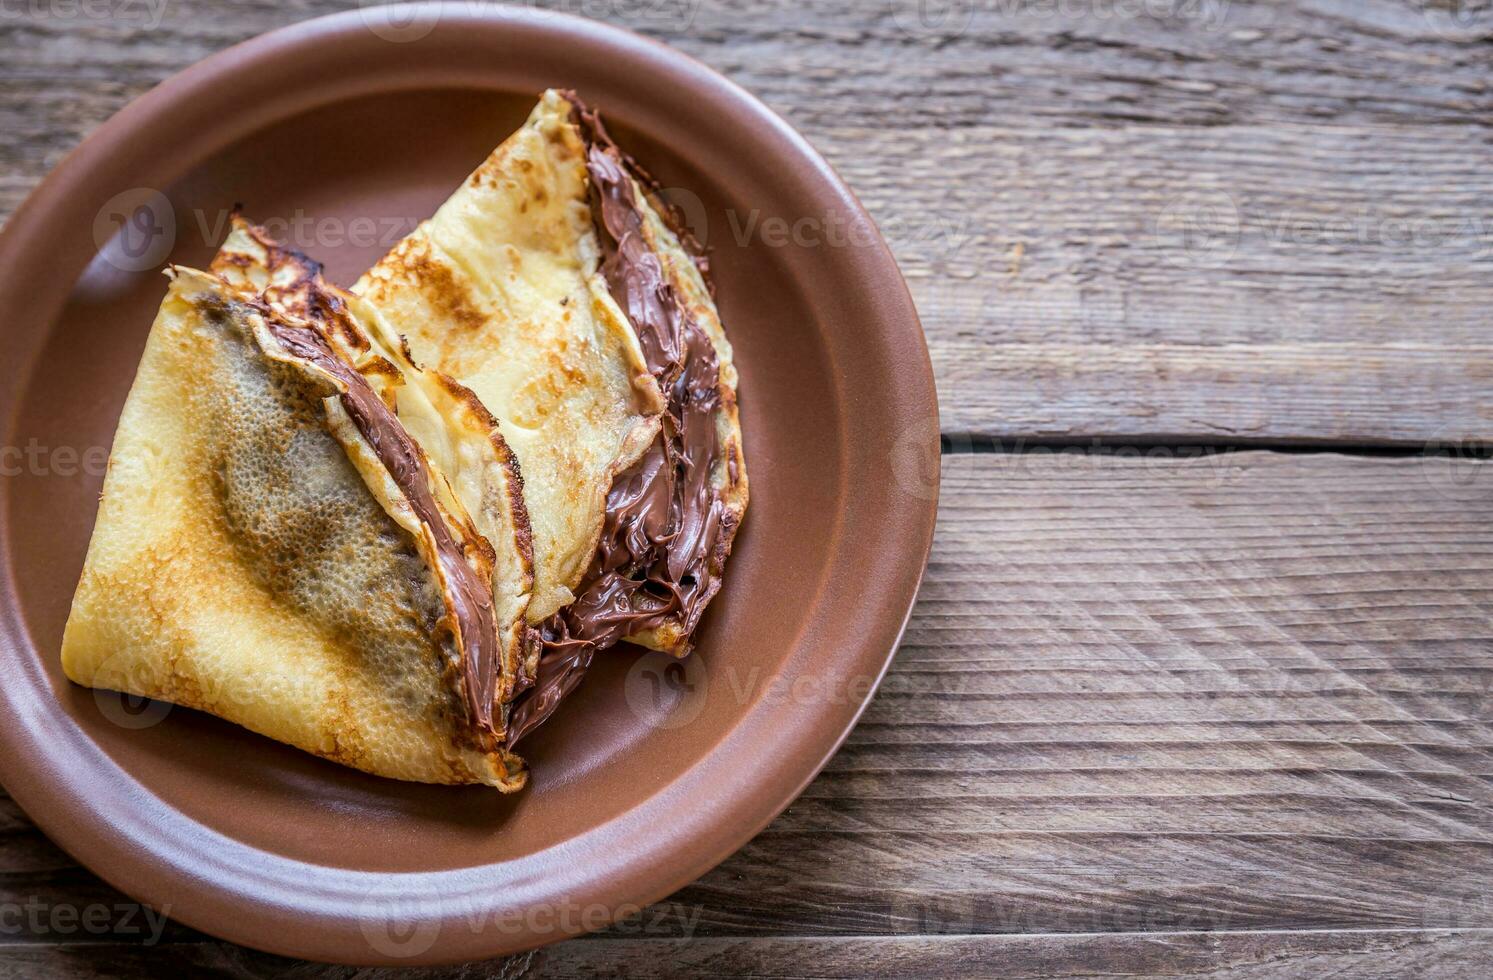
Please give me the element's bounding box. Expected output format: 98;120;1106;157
2;0;1491;444
4;930;1493;979
4;2;1492;976
5;453;1492;974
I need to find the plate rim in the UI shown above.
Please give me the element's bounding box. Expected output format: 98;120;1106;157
0;2;940;965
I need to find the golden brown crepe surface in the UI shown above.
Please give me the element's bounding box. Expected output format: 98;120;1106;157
62;268;527;789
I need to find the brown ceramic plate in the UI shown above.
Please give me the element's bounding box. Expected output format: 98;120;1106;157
0;3;937;966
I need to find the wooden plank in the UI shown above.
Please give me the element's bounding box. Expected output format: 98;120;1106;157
2;2;1491;444
2;1;1488;140
4;2;1493;973
683;451;1493;938
0;929;1490;978
5;452;1492;949
839;123;1493;446
484;930;1493;979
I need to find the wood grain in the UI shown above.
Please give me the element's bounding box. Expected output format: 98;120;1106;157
735;450;1493;936
850;123;1493;446
4;2;1492;975
1;930;1491;978
2;1;1491;443
4;452;1492;973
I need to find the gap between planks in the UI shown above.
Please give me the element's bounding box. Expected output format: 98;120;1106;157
939;433;1493;458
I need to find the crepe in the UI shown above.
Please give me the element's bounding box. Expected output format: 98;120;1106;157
64;86;751;779
210;216;538;694
565;94;750;656
61;267;529;789
355;90;748;670
355;90;666;625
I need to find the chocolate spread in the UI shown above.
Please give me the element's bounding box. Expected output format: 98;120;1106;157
256;308;504;744
504;96;736;745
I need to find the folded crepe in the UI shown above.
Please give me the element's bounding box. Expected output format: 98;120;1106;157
63;88;749;784
356;90;666;627
210;216;538;700
355;91;749;738
61;265;531;789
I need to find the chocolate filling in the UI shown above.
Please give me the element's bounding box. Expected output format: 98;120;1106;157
256;307;504;743
505;96;736;746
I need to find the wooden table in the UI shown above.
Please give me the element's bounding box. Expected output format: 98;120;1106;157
4;2;1491;976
